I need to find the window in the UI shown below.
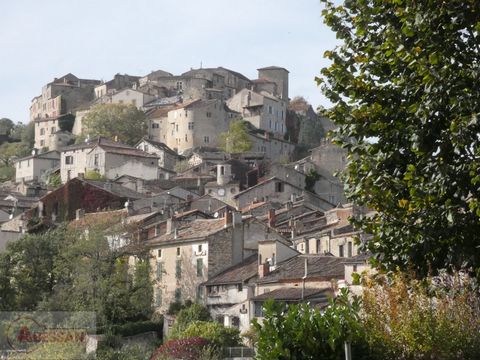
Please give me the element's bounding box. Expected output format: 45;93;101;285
204;136;210;143
206;112;212;118
176;81;183;90
339;244;344;257
353;264;358;272
155;225;160;237
198;244;202;252
188;122;194;130
144;145;149;152
347;241;353;257
196;258;203;277
27;160;30;167
94;154;99;166
175;288;181;302
275;182;284;192
269;119;272;129
272;253;276;265
176;259;182;279
254;302;264;317
51;127;56;133
175;124;178;132
317;239;321;254
152;123;159;129
268;105;273;114
220;166;224;175
157;248;162;257
185;134;188;142
155;289;162;307
274;122;278;131
65;155;73;165
176;247;180;256
40;128;45;135
237;284;243;292
156;262;163;280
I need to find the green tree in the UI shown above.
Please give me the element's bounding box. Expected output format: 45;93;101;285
177;321;241;349
169;303;211;338
319;0;480;277
218;120;253;153
0;118;14;136
82;104;147;145
0;142;29;166
252;289;367;360
21;122;35;149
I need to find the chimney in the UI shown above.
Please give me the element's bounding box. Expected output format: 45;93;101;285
267;208;276;228
224;211;233;228
76;208;85;221
166;218;175;235
258;263;270;278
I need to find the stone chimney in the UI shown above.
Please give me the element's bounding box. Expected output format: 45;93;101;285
224;211;233;228
76;208;85;221
267;208;276;228
166;218;175;235
258;263;270;278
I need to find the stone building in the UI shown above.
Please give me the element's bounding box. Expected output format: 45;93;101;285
30;73;100;122
94;74;140;99
227;89;287;138
255;66;289;102
164;99;239;154
14;150;60;184
135;138;179;171
147;213;245;313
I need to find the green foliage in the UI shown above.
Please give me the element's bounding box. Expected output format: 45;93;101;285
362;273;480;360
305;169;320;193
58;113;75;132
178;321;240;348
0;165;15;182
83;104;147;145
21;122;35;149
0;141;29;166
252;288;367;360
0;117;14;136
173;160;191;173
169;303;211;338
319;0;480;276
218;120;253;153
108;320;163;337
48;173;62;187
85;169;105;180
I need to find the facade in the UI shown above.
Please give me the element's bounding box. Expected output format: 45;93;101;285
204;164;240;207
227;89;287;138
165;99;238;154
110;88;156;109
14;150;60;184
247;130;295;163
94;74;140;99
135;138;179;171
256;66;289;102
147;213;245;313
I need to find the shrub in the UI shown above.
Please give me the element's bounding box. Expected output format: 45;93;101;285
150;337;211;360
178;321;241;348
169;303;211;338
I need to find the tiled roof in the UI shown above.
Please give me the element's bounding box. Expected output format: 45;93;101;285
147;218;226;245
257;255;345;284
97;144;158;159
252;287;333;302
136;138;178;156
257;66;289;73
189;195;232;214
83;179;145;199
344;252;371;264
203;255;258;285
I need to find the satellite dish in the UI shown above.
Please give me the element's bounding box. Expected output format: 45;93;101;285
213;212;219;218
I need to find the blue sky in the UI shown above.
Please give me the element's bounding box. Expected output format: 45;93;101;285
0;0;340;123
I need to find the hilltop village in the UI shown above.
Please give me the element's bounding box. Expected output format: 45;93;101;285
0;65;372;336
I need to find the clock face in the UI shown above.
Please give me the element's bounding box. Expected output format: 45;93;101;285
218;188;225;196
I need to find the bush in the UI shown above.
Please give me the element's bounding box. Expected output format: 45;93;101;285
362;273;480;360
169;303;211;338
112;320;163;337
178;321;241;349
150;337;211;360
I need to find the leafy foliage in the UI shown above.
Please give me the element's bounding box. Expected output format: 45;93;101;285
362;273;480;360
252;288;367;360
175;321;241;349
82;104;147;145
85;169;105;180
305;169;320;193
0;118;14;136
150;337;211;360
218;120;253;153
319;0;480;276
169;303;211;338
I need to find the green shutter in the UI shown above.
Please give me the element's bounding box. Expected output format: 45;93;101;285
176;259;182;279
156;261;163;280
196;258;203;277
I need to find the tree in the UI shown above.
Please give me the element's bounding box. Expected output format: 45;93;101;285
82;104;147;145
218;120;252;153
319;1;480;277
21;122;35;149
0;118;14;136
0;142;30;166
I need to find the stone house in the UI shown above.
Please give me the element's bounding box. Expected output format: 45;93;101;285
14;150;60;184
202;255;258;333
165;99;238;154
27;177;143;224
60;138;158;183
34;114;75;150
233;176;333;211
227;89;287;138
252;254;344;317
110;88;156;109
204;164;241;207
255;66;289;102
247;130;295;163
94;74;140;99
146;213;245;313
30;73;100;122
135;138;179;171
